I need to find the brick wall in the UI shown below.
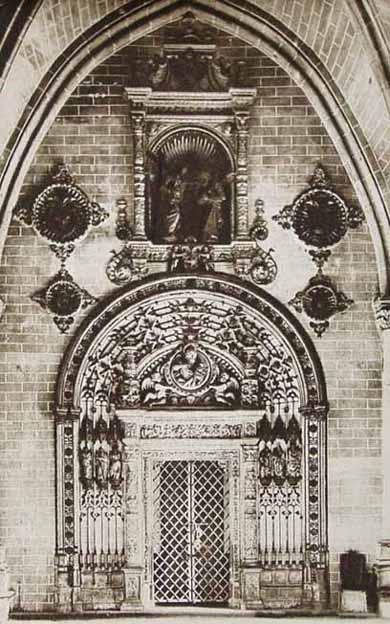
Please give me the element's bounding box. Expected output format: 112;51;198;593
0;23;382;611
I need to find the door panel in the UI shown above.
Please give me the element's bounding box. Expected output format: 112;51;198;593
153;460;229;604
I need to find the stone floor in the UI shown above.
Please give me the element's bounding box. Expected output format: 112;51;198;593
9;614;382;623
8;619;384;623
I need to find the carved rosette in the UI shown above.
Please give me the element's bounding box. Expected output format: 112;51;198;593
15;164;108;262
273;166;362;335
289;270;353;337
31;269;96;333
273;165;364;264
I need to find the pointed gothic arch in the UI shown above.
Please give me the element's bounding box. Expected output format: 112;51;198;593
55;273;328;611
0;0;388;294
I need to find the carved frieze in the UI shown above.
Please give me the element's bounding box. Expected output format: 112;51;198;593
140;423;242;439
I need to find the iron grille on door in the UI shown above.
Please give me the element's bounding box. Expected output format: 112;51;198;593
153;460;230;604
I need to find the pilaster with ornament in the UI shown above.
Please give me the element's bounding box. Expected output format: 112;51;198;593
121;439;143;609
373;297;390;616
127;90;151;240
55;405;82;612
241;443;259;564
233;109;250;240
299;404;328;570
229;456;241;606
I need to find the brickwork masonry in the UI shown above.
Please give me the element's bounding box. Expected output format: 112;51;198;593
0;25;382;612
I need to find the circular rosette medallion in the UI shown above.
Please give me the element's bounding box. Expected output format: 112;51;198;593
249;249;277;285
46;279;82;317
168;344;213;393
302;283;338;321
292;188;347;248
32;184;91;244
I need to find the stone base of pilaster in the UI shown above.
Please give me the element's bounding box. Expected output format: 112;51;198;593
340;590;367;613
376;540;390;617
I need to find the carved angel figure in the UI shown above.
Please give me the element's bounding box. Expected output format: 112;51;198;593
141;372;170;406
212;371;239;405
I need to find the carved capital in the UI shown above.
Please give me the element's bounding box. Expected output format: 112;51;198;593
55;405;81;422
374;297;390;332
300;403;328;421
241;443;258;462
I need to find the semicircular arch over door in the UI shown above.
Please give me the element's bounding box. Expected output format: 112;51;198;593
55;273;328;612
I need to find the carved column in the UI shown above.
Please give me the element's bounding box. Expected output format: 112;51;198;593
55;406;81;612
241;443;259;564
373;298;390;616
121;434;143;610
233;110;250;240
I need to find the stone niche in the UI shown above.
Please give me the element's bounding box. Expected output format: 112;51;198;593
121;26;257;272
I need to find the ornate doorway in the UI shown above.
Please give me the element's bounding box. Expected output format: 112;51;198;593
54;274;328;613
153;460;229;605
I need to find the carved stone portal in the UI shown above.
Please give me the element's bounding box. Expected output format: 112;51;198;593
54;274;328;613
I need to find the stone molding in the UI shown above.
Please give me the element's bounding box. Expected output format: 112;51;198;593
373;297;390;332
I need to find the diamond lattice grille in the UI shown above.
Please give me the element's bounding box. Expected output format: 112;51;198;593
153;460;229;604
192;461;230;603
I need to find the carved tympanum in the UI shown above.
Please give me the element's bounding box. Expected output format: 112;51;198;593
79;291;302;411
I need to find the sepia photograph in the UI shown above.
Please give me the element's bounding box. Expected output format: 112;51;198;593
0;1;389;622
